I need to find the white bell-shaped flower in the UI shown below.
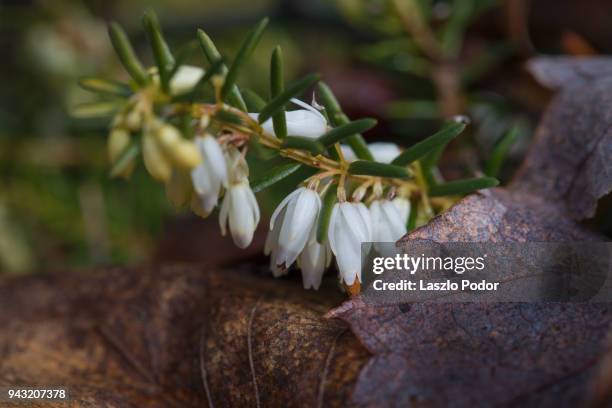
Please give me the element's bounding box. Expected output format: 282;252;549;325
219;149;260;248
169;65;204;95
267;187;321;274
392;197;411;225
370;199;407;249
328;202;372;285
341;142;401;163
191;135;228;216
298;229;332;290
249;99;327;139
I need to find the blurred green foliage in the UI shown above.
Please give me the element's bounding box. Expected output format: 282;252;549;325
0;0;306;274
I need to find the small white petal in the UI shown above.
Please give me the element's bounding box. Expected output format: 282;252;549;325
270;187;301;230
381;200;407;239
340;145;357;163
355;202;373;241
227;184;254;248
370;200;407;252
327;202;371;285
250;108;327;139
339;142;401;164
327;204;340;254
368;142;401;164
299;232;330;290
334;213;361;285
200;135;228;186
170;65;204;95
290;98;327;122
340;203;370;243
271;188;321;270
392;197;411;224
265;207;285;255
246;185;260;225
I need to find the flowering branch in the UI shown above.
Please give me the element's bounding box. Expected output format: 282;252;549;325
76;10;499;295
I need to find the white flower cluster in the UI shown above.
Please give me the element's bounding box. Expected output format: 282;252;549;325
255;99;410;290
108;66;411;291
266;186;409;290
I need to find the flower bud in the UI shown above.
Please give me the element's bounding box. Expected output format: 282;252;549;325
125;109;142;132
108;128;135;178
157;125;202;168
171;140;202;168
142;131;172;182
169;65;204;95
156;124;181;151
108;128;130;164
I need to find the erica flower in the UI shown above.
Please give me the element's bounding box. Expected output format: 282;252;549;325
370;200;407;249
341;142;401;163
219;149;260;248
298;229;332;290
191;134;228;216
328;202;372;285
266;187;321;274
250;99;327;138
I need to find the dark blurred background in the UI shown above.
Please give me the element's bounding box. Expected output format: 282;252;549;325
1;0;610;275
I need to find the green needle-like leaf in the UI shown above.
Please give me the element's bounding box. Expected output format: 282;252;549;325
348;161;411;179
71;101;120;118
142;9;175;93
270;46;287;139
242;89;267;112
108;22;149;86
317;82;342;122
484;126;521;177
317;183;338;243
317;82;373;160
78;78;132;97
428;177;499;197
281;136;325;155
110;142;140;178
197;29;247;111
251;162;302;193
248;137;277;160
214;109;244;126
391;122;465;166
318;118;377;147
221;18;268;100
258;74;320;124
